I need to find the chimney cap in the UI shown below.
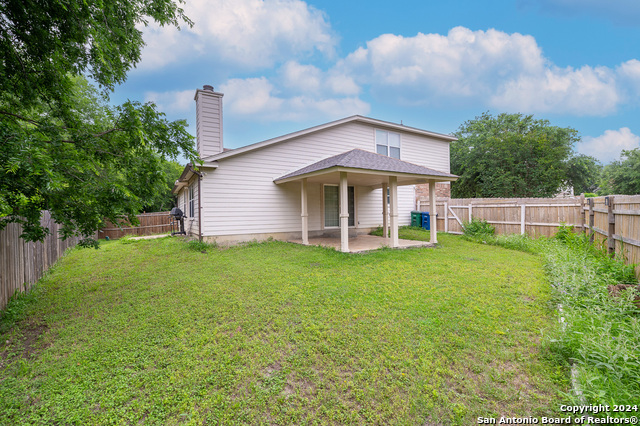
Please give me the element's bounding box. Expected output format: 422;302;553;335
203;85;214;91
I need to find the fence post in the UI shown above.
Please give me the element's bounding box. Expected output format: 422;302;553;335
606;196;615;257
588;198;594;244
444;201;449;233
469;203;473;222
520;204;526;235
579;194;585;232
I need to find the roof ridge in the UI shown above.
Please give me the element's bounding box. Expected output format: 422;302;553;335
337;149;361;166
203;118;456;162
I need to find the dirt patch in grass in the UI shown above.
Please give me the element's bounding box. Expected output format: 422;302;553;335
0;321;50;363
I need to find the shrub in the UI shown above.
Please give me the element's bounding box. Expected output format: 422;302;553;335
185;239;217;252
462;218;495;239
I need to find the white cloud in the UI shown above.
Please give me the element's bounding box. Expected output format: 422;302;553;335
220;77;369;121
279;60;361;96
281;61;323;93
617;59;640;98
578;128;640;163
339;27;545;103
144;90;194;113
137;0;336;70
143;60;367;121
336;26;630;115
140;22;640;122
491;65;619;115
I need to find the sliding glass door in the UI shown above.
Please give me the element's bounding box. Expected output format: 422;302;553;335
324;185;354;228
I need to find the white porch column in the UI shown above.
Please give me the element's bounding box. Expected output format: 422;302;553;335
339;172;349;252
389;176;399;248
301;178;309;245
429;180;437;244
382;182;388;240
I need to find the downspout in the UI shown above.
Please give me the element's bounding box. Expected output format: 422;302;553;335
198;172;202;242
190;165;204;242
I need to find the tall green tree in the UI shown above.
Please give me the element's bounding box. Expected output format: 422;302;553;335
451;112;582;198
565;154;602;195
141;160;185;213
598;149;640;195
0;0;198;245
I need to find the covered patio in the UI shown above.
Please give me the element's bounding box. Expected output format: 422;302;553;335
275;149;457;252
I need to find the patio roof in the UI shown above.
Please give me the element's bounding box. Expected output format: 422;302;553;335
274;149;458;187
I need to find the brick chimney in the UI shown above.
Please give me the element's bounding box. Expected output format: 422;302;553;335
194;85;224;158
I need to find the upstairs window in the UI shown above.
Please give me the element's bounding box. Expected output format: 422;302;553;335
376;130;401;159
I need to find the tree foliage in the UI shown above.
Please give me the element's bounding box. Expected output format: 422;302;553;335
598;149;640;195
565;154;602;195
0;0;198;244
142;160;185;213
451;112;587;198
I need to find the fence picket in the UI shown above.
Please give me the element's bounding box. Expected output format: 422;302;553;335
0;212;85;310
99;212;172;239
421;195;640;278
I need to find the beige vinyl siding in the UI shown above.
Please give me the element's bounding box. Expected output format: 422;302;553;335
185;177;199;237
399;132;451;173
178;189;186;215
201;121;447;237
196;92;223;157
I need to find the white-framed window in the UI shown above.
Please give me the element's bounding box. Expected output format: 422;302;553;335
188;183;195;218
376;129;401;159
323;185;355;228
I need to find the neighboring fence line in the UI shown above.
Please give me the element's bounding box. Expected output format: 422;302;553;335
586;195;640;277
418;195;640;277
99;211;172;239
418;196;584;238
0;211;84;311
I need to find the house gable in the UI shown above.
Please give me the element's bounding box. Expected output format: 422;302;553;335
204;115;456;163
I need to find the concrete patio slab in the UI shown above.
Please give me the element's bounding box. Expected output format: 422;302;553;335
128;233;170;241
288;234;434;253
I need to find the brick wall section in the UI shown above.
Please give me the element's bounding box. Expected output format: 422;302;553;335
415;182;451;203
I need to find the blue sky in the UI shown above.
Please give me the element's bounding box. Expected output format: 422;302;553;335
112;0;640;165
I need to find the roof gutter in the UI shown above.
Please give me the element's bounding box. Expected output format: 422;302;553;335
171;161;217;195
274;166;458;185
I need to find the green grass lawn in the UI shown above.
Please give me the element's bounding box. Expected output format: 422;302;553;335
0;233;569;425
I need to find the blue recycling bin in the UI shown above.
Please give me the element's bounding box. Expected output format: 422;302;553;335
421;211;430;230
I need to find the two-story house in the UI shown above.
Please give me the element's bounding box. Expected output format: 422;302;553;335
173;85;457;252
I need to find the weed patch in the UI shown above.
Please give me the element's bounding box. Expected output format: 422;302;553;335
463;227;640;413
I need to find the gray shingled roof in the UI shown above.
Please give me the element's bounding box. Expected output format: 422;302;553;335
276;149;458;181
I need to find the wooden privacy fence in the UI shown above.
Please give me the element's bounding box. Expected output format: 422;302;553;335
99;211;172;239
586;195;640;277
0;211;84;311
418;196;584;238
418;195;640;277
